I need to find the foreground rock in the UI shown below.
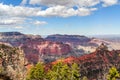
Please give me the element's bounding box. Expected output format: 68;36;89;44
0;44;27;80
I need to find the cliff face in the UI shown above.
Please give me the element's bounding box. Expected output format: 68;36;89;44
45;34;92;45
51;44;120;79
45;34;117;54
78;46;120;79
21;39;71;63
0;32;72;63
0;44;27;80
0;32;42;46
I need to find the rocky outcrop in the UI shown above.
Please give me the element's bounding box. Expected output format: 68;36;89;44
51;44;120;79
0;44;27;80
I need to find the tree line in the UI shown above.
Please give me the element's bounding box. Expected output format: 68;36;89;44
26;62;120;80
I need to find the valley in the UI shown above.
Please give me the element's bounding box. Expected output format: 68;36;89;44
0;32;120;79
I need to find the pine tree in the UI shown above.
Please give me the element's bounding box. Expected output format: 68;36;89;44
47;62;80;80
26;61;81;80
26;62;45;80
70;63;80;80
82;76;88;80
107;67;120;80
47;62;66;80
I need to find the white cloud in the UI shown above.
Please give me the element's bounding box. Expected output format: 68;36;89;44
0;3;97;18
0;0;119;27
0;17;25;25
0;3;41;17
21;0;27;5
102;0;118;7
29;0;76;7
14;26;23;29
36;5;97;17
0;0;118;29
29;0;100;7
34;21;47;26
29;0;119;7
20;0;119;17
36;5;76;17
77;8;97;16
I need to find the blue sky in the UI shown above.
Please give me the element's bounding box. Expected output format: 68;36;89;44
0;0;120;35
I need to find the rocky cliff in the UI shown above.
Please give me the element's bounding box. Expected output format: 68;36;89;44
45;34;102;54
21;39;72;63
0;43;27;80
51;44;120;80
0;32;72;63
45;34;92;45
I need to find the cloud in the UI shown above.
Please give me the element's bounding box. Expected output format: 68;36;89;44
21;0;27;5
29;0;100;7
29;0;119;7
77;8;97;16
0;0;117;19
0;3;41;17
34;21;47;26
29;0;75;7
102;0;118;7
0;17;25;25
14;26;23;29
0;0;119;27
36;5;97;17
20;0;119;17
0;3;97;18
0;0;118;30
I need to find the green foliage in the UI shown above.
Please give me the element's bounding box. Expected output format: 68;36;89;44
71;63;80;79
47;62;80;80
0;67;4;73
107;67;120;80
47;62;70;80
26;62;46;80
82;76;88;80
26;61;81;80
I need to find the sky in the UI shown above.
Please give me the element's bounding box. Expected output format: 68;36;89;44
0;0;120;35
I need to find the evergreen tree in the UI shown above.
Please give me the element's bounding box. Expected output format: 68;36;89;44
47;62;67;80
107;67;120;80
26;62;45;80
47;62;80;80
26;61;81;80
70;63;80;80
82;76;88;80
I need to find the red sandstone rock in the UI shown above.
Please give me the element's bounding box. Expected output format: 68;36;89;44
50;44;120;79
20;39;72;63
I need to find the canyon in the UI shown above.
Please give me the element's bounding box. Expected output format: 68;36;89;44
0;32;120;80
50;44;120;79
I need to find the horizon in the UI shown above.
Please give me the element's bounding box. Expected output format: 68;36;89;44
1;31;120;38
0;0;120;35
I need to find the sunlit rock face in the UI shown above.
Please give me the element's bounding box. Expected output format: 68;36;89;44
0;44;27;80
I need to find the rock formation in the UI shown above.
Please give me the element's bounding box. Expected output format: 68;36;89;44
51;44;120;80
0;32;72;63
0;44;27;80
45;34;92;45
